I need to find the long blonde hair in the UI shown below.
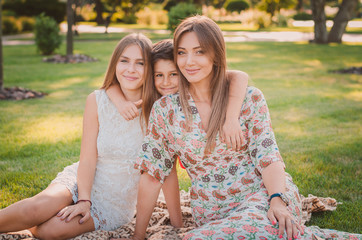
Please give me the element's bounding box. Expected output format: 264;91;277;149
100;33;152;131
173;15;229;152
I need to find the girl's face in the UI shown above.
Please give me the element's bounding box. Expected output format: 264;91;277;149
176;31;213;86
116;44;144;93
154;59;179;96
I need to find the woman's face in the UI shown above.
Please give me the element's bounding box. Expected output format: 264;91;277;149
154;59;179;96
176;31;213;86
116;44;144;93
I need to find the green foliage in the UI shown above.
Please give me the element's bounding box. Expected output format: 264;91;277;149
34;13;62;55
3;0;66;23
167;3;201;32
258;0;297;16
293;12;313;20
225;0;250;13
19;17;35;32
2;16;20;35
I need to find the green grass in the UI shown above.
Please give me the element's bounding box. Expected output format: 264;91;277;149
1;38;361;234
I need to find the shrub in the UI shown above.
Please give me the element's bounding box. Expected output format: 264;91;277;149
19;16;35;32
293;12;312;20
137;7;168;26
2;16;20;35
240;9;272;29
34;13;62;55
225;0;250;13
167;3;201;32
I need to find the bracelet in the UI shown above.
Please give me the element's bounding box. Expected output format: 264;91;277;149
76;199;92;207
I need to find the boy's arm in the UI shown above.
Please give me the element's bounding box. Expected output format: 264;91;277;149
223;70;249;151
106;84;142;121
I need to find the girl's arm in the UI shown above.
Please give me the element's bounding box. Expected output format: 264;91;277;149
161;162;183;228
223;70;249;151
134;173;163;240
106;84;142;121
57;92;99;224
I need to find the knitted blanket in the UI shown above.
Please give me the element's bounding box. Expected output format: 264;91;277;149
0;191;339;240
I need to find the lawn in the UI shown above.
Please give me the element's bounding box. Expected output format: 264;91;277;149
0;36;361;234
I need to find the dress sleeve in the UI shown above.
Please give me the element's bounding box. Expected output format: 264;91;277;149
134;96;176;184
246;87;285;174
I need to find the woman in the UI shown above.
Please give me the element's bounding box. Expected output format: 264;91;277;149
0;33;182;239
126;16;361;240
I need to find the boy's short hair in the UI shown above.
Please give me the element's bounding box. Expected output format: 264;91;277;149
151;39;174;66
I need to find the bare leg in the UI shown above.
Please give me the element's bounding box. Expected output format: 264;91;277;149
0;183;73;232
31;213;95;240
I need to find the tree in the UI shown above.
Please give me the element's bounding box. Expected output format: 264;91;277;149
94;0;104;24
311;0;358;43
0;0;3;91
67;0;74;56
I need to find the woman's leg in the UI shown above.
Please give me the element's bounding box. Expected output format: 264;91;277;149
0;183;73;232
31;213;95;240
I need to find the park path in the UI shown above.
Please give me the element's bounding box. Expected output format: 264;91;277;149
2;21;362;45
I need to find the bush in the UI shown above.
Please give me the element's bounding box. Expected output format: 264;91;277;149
2;16;20;35
34;13;62;55
293;12;312;20
19;16;35;32
137;7;168;26
167;3;201;32
240;9;272;29
225;0;250;13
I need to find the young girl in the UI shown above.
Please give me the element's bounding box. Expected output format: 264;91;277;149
124;16;362;240
0;33;182;239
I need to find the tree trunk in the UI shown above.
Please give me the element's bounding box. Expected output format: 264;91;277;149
67;0;74;57
0;0;3;91
105;0;121;34
328;0;358;43
311;0;328;43
296;0;304;11
94;0;104;25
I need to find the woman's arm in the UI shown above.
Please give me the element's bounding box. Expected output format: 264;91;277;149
133;173;162;240
106;84;142;120
223;70;249;151
262;162;302;239
161;163;183;228
57;92;99;224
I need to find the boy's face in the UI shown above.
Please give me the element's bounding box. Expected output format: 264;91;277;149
154;59;179;96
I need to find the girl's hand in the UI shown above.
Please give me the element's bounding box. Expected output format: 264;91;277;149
57;201;91;224
267;198;304;239
116;100;142;121
220;118;244;151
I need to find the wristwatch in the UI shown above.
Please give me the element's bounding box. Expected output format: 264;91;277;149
268;192;289;206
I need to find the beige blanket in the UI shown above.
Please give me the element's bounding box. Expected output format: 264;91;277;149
0;191;339;240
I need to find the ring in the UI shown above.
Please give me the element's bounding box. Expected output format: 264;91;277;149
291;220;295;224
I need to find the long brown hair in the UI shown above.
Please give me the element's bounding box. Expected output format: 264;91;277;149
173;15;229;152
142;39;174;127
101;33;152;92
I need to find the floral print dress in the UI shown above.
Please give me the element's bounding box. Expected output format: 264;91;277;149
135;86;361;240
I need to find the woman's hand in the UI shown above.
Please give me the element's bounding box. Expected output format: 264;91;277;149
220;118;244;151
267;198;303;239
57;201;91;224
116;100;142;121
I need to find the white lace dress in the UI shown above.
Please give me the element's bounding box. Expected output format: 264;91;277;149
51;89;144;230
